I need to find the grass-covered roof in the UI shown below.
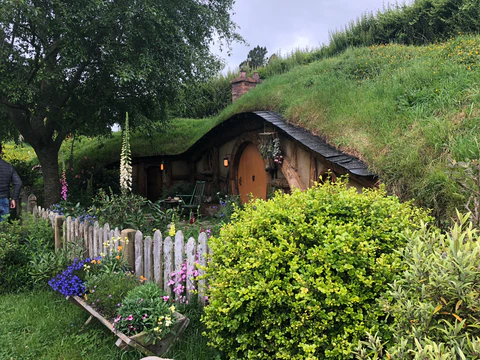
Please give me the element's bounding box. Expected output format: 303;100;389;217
216;35;480;220
5;34;480;221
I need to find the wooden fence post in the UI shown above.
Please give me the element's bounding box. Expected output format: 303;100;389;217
174;231;185;302
121;228;136;269
153;230;163;288
27;195;37;213
135;231;144;280
186;237;196;303
197;231;208;307
54;215;65;251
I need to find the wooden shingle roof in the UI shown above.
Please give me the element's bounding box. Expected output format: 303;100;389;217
253;111;374;177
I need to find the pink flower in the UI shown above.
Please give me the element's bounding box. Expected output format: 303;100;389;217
163;296;170;301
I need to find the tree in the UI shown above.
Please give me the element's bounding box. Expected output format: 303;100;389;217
0;0;241;206
246;45;268;69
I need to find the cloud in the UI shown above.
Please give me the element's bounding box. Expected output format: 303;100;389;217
213;0;412;73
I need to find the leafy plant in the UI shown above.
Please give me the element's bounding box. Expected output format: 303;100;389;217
448;158;480;228
203;179;431;359
215;193;241;224
0;213;55;293
85;271;139;320
114;282;177;343
355;212;480;359
89;188;149;229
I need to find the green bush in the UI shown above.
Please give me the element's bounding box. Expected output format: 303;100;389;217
356;212;480;359
0;214;55;293
202;180;431;359
85;271;139;320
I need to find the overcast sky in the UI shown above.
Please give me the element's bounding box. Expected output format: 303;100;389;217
213;0;409;72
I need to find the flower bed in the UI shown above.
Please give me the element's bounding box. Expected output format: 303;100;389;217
67;295;189;357
49;237;189;356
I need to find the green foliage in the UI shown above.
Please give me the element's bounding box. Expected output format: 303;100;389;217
84;271;138;320
0;0;241;206
0;213;55;294
215;193;241;224
115;282;176;343
447;158;480;228
202;180;431;359
172;73;236;119
89;189;149;229
240;46;268;69
356;212;480;359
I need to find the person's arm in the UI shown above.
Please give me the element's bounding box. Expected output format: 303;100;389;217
10;168;22;209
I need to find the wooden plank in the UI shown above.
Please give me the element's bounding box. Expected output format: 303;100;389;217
54;216;65;251
98;223;103;256
74;218;80;250
88;224;94;258
281;155;307;191
109;229;115;254
153;230;163;287
310;153;317;187
66;296;153;356
163;236;173;297
186;237;196;303
93;221;99;257
174;231;185;302
66;216;72;245
144;236;153;281
103;223;110;255
197;232;208;306
135;231;144;279
83;221;89;256
114;227;120;250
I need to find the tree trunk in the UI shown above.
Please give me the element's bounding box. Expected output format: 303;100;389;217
36;146;61;207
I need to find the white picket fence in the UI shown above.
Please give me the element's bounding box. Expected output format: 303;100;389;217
32;206;210;305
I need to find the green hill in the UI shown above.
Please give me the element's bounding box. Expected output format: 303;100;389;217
6;35;480;223
217;35;480;221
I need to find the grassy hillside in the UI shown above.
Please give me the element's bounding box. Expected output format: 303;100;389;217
6;35;480;222
218;35;480;221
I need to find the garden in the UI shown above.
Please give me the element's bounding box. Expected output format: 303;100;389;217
3;168;480;359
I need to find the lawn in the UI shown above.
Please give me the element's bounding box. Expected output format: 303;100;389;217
0;289;221;360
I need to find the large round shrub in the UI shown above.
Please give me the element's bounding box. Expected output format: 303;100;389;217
202;180;431;359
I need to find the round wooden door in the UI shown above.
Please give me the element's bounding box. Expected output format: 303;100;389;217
237;143;267;204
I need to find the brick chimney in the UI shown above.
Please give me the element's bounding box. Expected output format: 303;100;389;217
230;71;261;102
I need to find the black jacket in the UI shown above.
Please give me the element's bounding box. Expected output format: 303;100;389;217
0;158;22;200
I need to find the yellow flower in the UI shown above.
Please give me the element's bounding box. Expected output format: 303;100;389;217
140;275;146;283
168;223;176;237
115;255;120;260
169;305;176;312
117;245;123;251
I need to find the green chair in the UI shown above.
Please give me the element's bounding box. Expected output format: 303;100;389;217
176;181;206;215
